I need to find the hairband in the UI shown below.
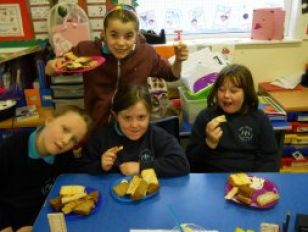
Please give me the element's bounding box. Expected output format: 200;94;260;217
105;4;136;17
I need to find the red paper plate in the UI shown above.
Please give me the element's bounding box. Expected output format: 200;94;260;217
55;56;105;74
224;176;279;209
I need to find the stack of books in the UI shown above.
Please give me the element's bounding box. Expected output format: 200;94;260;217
15;105;39;122
258;95;291;130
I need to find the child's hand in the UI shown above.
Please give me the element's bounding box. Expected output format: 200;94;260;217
100;146;122;171
205;118;224;149
174;42;189;62
45;59;59;76
119;162;140;176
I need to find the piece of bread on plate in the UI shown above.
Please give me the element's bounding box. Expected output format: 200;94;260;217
225;186;239;200
131;179;149;200
72;199;95;215
113;180;129;197
256;191;280;207
235;193;252;205
59;185;85;196
228;173;251;187
140;168;160;194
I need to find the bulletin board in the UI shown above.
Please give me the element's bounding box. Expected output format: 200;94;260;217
0;0;34;41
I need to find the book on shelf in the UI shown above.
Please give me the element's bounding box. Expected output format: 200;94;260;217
271;120;292;130
15;105;39;122
258;95;287;120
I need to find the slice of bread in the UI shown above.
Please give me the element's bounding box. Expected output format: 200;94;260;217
141;168;160;194
225;186;239;200
229;173;251;187
110;145;124;154
126;176;142;196
235;194;252;205
256;191;280;207
131;179;149;200
61;192;87;204
113;180;129;197
238;185;255;197
49;196;63;212
215;115;227;123
72;199;95;215
59;185;85;196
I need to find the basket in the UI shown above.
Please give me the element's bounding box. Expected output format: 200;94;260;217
178;86;207;124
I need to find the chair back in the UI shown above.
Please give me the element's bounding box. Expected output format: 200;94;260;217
151;116;180;142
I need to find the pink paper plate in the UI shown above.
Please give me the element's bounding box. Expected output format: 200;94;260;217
224;176;279;209
55;56;105;74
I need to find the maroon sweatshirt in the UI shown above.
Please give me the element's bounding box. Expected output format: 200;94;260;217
72;39;178;128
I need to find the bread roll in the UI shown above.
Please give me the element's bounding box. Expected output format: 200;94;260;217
141;168;160;194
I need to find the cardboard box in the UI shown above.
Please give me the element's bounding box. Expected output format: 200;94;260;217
24;89;41;106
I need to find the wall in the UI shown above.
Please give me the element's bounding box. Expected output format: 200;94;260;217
155;40;308;90
234;40;308;86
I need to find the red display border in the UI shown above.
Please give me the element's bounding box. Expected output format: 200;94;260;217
0;0;34;41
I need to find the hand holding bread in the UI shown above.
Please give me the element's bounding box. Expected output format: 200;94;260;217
205;115;227;149
101;145;124;171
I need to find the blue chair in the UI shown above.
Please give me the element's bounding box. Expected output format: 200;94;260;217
151;116;180;142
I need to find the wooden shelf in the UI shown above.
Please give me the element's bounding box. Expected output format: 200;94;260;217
0;45;44;64
0;106;54;129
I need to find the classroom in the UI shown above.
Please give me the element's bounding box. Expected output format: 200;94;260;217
0;0;308;231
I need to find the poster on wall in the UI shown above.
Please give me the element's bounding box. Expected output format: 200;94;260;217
0;0;34;41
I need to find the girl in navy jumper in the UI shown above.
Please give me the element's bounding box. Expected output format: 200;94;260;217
186;64;280;172
74;84;190;177
0;106;92;232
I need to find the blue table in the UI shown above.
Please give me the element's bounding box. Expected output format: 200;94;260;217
33;173;308;231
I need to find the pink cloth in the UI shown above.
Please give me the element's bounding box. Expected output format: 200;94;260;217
52;22;90;57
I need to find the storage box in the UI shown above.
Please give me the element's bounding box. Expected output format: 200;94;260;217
24;89;41;106
178;86;207;124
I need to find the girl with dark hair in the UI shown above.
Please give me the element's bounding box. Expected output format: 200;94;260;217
186;64;280;172
74;84;190;177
